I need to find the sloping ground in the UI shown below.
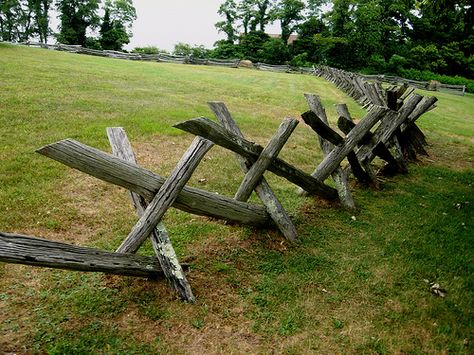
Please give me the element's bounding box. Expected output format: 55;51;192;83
0;43;473;353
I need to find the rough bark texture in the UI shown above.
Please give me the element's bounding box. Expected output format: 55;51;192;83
36;139;271;226
117;137;213;254
107;127;195;302
174;117;338;199
208;101;298;242
0;232;164;278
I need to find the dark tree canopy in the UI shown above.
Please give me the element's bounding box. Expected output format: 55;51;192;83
56;0;100;46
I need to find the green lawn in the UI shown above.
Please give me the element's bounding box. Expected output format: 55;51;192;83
0;43;473;353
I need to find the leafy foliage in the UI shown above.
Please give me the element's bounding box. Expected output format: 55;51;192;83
56;0;100;46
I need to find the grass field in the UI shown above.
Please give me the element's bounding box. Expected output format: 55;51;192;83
0;43;473;353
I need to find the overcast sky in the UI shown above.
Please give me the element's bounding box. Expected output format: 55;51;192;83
49;1;283;51
126;0;280;51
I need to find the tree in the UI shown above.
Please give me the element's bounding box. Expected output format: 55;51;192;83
29;0;52;43
173;42;211;58
215;0;239;43
274;0;305;44
306;0;327;17
260;37;289;64
291;15;326;63
104;0;135;32
211;39;243;58
56;0;100;45
0;0;35;42
237;0;256;34
239;30;270;61
253;0;275;32
99;0;136;50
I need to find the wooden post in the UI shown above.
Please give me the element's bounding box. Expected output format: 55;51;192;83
303;94;356;210
117;137;213;254
235;118;298;202
174;118;338;200
107;127;195;302
208;102;298;242
36;139;271;226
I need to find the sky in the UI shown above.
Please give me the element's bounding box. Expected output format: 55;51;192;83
48;1;283;51
126;0;280;51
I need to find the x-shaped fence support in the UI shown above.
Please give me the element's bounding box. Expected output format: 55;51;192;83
300;90;437;209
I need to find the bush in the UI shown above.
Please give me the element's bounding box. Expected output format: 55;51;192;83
132;46;168;55
209;41;242;59
289;53;312;68
259;38;290;65
84;37;102;50
399;68;474;93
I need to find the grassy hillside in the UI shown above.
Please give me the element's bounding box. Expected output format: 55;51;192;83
0;43;473;353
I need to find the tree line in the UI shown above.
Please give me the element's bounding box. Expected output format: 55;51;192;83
0;0;136;50
212;0;473;79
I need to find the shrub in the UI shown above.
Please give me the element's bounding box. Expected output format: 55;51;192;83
398;68;474;93
132;46;168;55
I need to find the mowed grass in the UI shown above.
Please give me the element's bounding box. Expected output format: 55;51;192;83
0;43;473;353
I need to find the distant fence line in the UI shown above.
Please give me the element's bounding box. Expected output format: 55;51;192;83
355;73;465;96
6;41;466;96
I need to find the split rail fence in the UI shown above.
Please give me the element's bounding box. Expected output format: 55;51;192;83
7;41;465;95
1;75;437;301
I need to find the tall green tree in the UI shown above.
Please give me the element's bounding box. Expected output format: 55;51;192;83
56;0;100;45
30;0;52;43
0;0;35;42
253;0;275;32
306;0;327;17
99;0;136;50
237;0;256;34
215;0;239;43
275;0;305;44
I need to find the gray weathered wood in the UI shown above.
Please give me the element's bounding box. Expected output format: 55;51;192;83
36;139;271;226
303;94;356;210
107;127;195;302
301;110;372;184
235;118;298;202
311;105;388;182
117;137;213;254
174;117;338;199
0;232;164;278
400;96;438;132
208;101;298;242
357;94;423;164
336;104;405;174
